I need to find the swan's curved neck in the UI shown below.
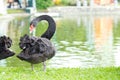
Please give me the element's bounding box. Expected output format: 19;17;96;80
30;15;56;40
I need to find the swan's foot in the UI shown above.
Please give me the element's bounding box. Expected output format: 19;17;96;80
43;61;46;72
31;63;34;71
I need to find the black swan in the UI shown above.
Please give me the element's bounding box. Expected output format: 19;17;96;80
0;36;15;60
17;15;56;71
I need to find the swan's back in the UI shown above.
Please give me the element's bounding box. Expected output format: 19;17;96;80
17;37;55;64
0;36;15;60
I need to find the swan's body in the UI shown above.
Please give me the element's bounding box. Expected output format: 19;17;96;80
17;15;56;71
0;36;15;60
17;36;55;64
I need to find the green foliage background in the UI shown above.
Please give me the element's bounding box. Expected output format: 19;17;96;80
36;0;53;10
61;0;76;6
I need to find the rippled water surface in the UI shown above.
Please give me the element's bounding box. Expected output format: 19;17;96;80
0;14;120;68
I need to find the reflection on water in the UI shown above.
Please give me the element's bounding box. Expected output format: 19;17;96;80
0;14;120;68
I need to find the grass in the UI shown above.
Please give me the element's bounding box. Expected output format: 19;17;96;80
7;9;26;14
0;67;120;80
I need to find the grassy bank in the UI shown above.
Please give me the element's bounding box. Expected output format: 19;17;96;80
7;9;26;14
0;67;120;80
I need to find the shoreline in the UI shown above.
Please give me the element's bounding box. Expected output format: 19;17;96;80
1;6;120;19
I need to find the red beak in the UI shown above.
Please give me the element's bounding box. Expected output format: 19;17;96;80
29;24;35;33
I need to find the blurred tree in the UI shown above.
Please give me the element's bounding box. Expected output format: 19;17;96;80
61;0;76;6
53;0;61;5
36;0;53;10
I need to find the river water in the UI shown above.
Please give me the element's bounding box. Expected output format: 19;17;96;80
0;14;120;68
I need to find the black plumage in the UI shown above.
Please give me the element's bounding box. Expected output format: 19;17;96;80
0;36;15;60
17;15;56;71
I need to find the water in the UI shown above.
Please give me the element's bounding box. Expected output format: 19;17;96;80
0;14;120;68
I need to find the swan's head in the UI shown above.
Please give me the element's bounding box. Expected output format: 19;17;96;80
29;24;35;34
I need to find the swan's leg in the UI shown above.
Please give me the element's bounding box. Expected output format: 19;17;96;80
31;63;34;71
43;61;46;71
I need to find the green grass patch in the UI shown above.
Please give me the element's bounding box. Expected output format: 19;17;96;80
7;9;26;14
0;67;120;80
